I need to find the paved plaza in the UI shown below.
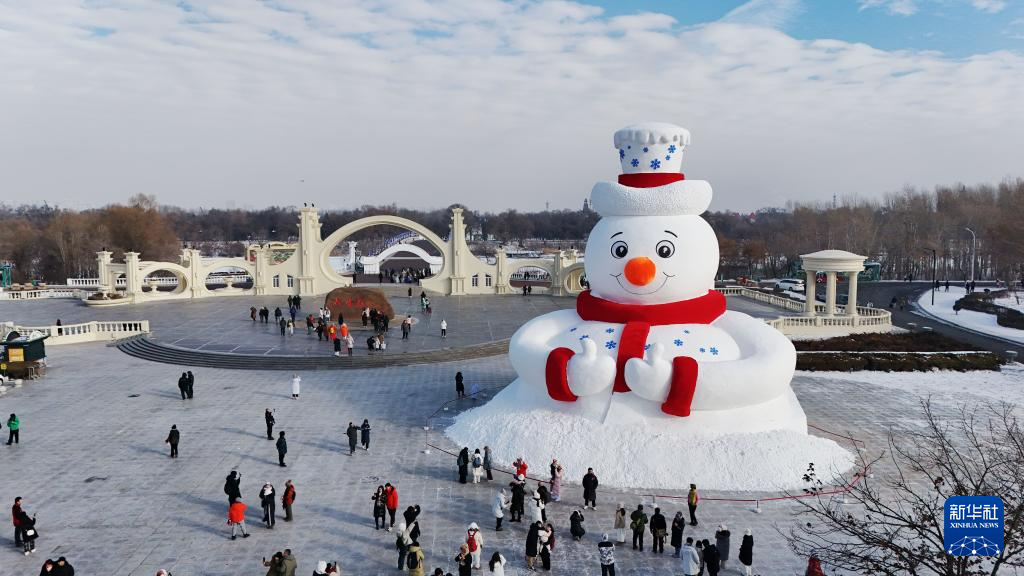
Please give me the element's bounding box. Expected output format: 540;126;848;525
0;295;1006;575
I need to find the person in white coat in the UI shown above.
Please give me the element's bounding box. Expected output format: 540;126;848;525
291;374;301;399
440;319;448;338
493;489;510;531
467;522;484;569
487;551;506;575
530;490;545;524
680;537;701;575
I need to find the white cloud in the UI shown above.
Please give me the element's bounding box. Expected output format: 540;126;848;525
722;0;803;29
858;0;919;16
971;0;1006;13
0;0;1022;213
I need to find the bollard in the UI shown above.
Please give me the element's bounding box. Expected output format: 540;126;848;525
753;500;761;514
1006;350;1018;363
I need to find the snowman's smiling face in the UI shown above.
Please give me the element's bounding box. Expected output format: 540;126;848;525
585;215;719;305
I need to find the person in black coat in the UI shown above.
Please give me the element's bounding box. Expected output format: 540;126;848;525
165;425;179;458
510;477;526;522
525;521;541;571
346;422;359;455
404;505;421;541
224;471;241;503
649;507;667;554
177;373;188;400
457;447;470;484
276;431;288;467
670;511;685;557
186;371;195;399
738;529;754;575
19;509;37;555
53;556;74;576
455;372;465;398
582;468;599;509
265;409;275;440
360;419;371;450
703;541;721;576
569;509;586;541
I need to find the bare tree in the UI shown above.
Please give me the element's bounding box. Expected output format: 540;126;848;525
785;400;1024;575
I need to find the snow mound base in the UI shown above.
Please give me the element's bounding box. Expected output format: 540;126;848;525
446;381;855;492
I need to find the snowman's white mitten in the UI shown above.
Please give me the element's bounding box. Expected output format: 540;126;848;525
624;343;673;402
566;338;616;397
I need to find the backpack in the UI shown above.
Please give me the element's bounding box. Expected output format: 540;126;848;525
467;531;478;552
395;535;405;551
473;456;482;467
406;550;419;569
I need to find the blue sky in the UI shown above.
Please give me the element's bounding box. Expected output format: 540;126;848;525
1;0;1023;212
595;0;1024;57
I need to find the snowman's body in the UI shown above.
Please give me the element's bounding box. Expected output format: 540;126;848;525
503;123;807;435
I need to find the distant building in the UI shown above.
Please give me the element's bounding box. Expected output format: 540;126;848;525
582;198;590;212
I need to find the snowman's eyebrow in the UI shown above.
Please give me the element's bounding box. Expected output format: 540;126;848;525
664;230;678;237
610;232;623;238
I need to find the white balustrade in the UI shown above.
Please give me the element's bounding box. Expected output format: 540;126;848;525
6;320;150;345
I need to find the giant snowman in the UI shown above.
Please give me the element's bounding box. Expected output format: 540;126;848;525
447;123;851;490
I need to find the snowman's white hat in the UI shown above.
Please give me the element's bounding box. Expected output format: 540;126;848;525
592;122;712;217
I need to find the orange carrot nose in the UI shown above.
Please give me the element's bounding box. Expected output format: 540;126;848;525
624;257;656;286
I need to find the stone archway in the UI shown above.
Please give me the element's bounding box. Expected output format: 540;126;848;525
561;263;587;295
138;263;190;296
318;215;450;288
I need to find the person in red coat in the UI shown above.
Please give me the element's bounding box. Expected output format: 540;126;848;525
384;483;399;531
228;499;250;540
805;554;825;576
514;458;528;479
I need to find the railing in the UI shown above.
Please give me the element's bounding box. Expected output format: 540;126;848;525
721;286;893;335
4;320;150;345
67;274;253;288
0;288;86;300
509;272;552;281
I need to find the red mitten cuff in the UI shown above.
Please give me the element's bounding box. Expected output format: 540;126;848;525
661;356;698;417
546;347;577;402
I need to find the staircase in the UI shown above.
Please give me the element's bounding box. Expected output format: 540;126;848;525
117;335;509;370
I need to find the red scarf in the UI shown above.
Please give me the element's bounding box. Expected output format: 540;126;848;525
545;290;726;416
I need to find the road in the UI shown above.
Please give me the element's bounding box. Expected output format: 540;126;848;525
856;281;1023;356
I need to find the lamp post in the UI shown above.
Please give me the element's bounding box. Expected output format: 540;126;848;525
924;248;937;306
965;227;976;289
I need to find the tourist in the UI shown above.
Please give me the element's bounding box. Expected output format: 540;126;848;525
402;316;412;340
341;422;355;454
805;553;825;576
333;336;342;356
537;483;550;520
703;539;721;576
739;528;754;575
294;295;301;309
406;539;425;576
395;521;412;569
493;489;509;531
361;307;369;327
510;476;525;522
487;551;506;575
372;485;388;529
224;471;241;504
259;482;276;528
291;374;301;399
671;512;685;557
650;507;667;554
274;307;282;321
529;490;545;524
12;497;25;548
680;537;700;576
276;431;288;467
440;319;447;338
165;425;179;458
404;505;422;542
598;533;615;575
483;446;494;481
280;549;298;576
385;483;399;530
471;449;483;483
260;306;269;323
514;457;528;478
315;321;324;341
287;319;294;335
263;552;284;575
40;558;55;574
455;371;465;398
282;480;296;521
328;323;337;343
549;459;562;501
306;314;314;334
630;504;648;551
250;306;257;322
687;484;700;526
582;468;599;509
52;556;73;576
279;316;287;335
540;522;555;570
186;370;195;398
177;373;188;400
227;499;249;540
715;524;731;570
613;503;627;544
287;295;293;308
457;447;470;483
361;419;371;450
525;521;541;571
569;509;586;541
18;507;37;555
289;305;296;323
345;333;354;356
695;540;704;574
265;409;275;440
454;544;472;576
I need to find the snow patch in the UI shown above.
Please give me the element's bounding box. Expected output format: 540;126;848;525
917;290;1024;344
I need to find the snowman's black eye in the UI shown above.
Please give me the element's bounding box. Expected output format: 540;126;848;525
611;241;628;259
656;240;675;258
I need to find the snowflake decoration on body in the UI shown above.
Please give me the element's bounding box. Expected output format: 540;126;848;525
569;327;577;333
709;347;719;356
649;159;661;170
605;341;617;350
699;347;706;353
604;328;615;334
619;149;625;159
668;144;677;153
673;339;684;347
579;334;590;340
642;147;649;153
630;158;639;168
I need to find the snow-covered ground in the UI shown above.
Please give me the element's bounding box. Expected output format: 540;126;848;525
802;363;1024;405
995;292;1024;313
917;289;1024;344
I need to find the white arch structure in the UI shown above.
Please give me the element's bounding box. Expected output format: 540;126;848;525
359;243;443;275
85;207;585;305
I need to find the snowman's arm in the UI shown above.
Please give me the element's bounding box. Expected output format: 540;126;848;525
508;309;581;391
692;311;796;410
